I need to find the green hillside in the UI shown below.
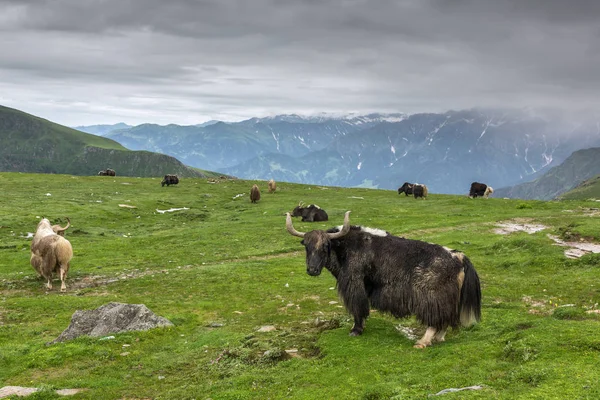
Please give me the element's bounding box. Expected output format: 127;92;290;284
0;105;209;178
495;147;600;200
2;172;600;399
558;174;600;200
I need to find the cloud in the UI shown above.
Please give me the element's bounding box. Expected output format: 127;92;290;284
0;0;598;125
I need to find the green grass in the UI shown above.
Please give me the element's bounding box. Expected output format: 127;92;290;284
2;172;600;399
559;174;600;201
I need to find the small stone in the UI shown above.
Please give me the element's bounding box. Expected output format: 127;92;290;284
257;325;276;332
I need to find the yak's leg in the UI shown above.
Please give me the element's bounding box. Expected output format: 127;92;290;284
433;327;447;343
340;280;370;336
59;262;69;292
414;327;437;349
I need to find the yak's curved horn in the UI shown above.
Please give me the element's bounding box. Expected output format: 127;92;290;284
285;213;305;238
55;217;71;233
327;211;351;239
298;201;304;207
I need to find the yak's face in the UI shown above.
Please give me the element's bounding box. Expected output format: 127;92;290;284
398;183;412;194
300;231;331;276
291;206;304;217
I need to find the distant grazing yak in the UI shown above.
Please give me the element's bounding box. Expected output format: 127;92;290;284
413;184;428;199
161;174;179;187
285;211;481;348
268;179;276;194
397;182;414;196
98;168;116;176
250;184;261;203
469;182;493;198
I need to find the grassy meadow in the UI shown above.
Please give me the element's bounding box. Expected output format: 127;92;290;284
1;172;600;399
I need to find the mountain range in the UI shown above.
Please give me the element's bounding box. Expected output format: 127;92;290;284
0;105;215;178
76;109;600;196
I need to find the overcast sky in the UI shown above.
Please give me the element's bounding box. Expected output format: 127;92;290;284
0;0;599;126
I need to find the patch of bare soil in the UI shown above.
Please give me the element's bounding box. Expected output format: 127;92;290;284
522;295;553;315
395;325;419;340
562;207;600;217
547;235;600;259
70;251;302;290
0;386;85;398
494;219;547;235
494;219;600;258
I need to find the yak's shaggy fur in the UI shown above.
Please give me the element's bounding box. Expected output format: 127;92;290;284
469;182;493;198
286;211;481;348
161;174;179;187
413;184;428;199
268;179;276;193
250;184;261;203
30;218;73;291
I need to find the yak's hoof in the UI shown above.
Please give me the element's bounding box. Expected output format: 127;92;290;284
349;330;363;336
413;343;431;349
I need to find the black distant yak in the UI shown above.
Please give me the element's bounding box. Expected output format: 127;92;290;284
397;182;414;196
161;174;179;187
98;168;116;176
469;182;493;198
291;202;328;222
286;211;481;348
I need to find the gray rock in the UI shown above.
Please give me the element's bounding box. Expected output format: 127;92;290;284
51;302;173;343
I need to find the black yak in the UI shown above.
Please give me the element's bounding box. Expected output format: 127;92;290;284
291;202;328;222
98;168;116;176
397;182;414;196
161;174;179;187
250;184;261;203
285;211;481;348
413;184;428;199
469;182;493;198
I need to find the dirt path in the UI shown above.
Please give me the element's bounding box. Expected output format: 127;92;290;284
67;251;303;290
